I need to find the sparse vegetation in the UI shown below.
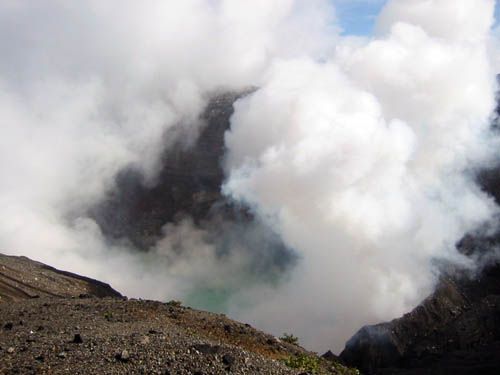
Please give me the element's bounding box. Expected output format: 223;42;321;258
279;332;299;345
283;353;360;375
166;300;183;307
283;354;321;373
104;311;113;321
336;363;361;375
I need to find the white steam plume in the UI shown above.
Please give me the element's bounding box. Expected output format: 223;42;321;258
0;0;334;276
0;0;499;353
223;0;499;351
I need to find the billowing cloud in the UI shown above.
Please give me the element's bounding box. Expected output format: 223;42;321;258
223;0;499;350
0;0;499;353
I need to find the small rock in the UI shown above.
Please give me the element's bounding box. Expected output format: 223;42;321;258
7;347;15;354
35;354;44;362
140;336;150;345
57;352;67;359
222;354;235;366
192;344;221;355
115;349;130;362
72;333;83;344
3;322;13;330
223;324;232;333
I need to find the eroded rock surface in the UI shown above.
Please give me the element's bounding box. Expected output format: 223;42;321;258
0;253;122;302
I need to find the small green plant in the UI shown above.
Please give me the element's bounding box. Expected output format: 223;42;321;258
280;332;299;345
283;354;321;374
283;353;360;375
337;364;360;375
104;311;113;321
166;300;183;307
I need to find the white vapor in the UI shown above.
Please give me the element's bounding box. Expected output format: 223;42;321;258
0;0;334;273
0;0;499;353
223;0;499;350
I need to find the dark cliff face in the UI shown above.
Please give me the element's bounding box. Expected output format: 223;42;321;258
91;91;245;248
340;167;500;375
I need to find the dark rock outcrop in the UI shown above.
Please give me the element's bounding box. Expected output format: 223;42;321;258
91;91;250;248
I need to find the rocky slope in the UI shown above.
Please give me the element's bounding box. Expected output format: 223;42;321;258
0;254;357;375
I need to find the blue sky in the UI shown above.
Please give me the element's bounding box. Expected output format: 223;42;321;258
333;0;386;35
335;0;500;36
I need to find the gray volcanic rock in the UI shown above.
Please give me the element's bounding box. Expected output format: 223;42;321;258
0;253;122;302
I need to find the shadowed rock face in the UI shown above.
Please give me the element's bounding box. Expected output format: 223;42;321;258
91;91;247;248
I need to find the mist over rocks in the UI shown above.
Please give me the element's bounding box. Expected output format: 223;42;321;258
1;0;500;356
339;259;500;374
338;124;500;374
222;0;500;350
90;91;248;248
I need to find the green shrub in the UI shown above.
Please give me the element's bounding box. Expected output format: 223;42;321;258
283;353;360;375
283;354;321;374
